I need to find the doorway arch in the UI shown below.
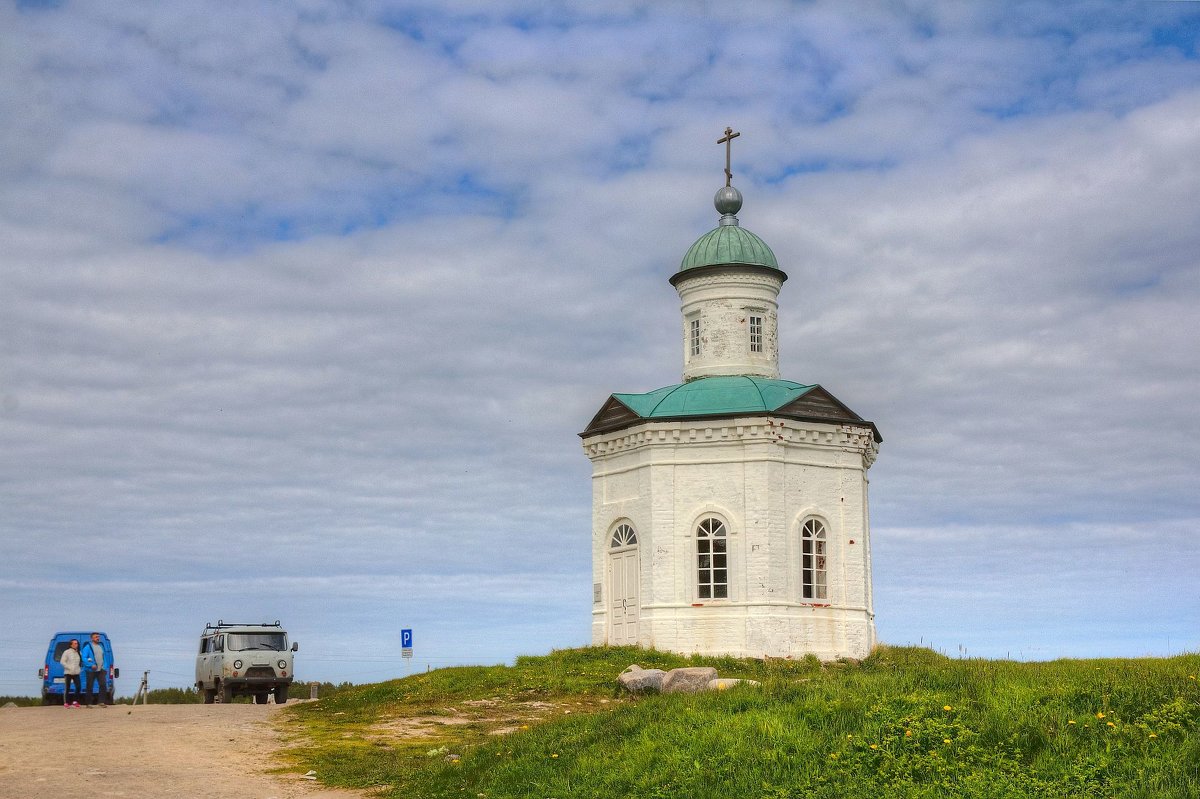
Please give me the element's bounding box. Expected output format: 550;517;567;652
607;522;640;645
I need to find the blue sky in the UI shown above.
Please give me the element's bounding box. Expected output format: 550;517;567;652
2;1;1198;693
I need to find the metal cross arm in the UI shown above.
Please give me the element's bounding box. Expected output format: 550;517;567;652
718;126;740;186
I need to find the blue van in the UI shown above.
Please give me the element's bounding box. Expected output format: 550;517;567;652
38;632;119;705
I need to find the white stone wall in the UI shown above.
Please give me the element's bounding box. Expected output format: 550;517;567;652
586;416;878;660
676;268;784;381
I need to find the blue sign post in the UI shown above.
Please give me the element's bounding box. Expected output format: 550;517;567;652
401;628;413;659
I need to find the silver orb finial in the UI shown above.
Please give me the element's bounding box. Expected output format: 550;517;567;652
715;185;742;226
715;185;743;215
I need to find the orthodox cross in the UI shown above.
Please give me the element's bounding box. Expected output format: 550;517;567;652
717;126;741;187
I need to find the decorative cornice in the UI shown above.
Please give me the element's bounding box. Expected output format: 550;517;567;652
863;437;880;469
582;416;879;463
672;267;786;291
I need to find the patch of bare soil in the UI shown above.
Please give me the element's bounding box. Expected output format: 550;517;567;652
0;703;365;799
357;697;618;746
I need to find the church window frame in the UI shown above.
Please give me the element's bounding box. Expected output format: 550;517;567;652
748;314;763;353
689;316;701;358
801;517;828;601
610;522;638;550
695;517;729;600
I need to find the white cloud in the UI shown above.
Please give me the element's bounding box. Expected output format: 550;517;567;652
2;0;1199;691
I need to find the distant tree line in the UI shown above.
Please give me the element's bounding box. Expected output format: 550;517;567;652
1;680;358;706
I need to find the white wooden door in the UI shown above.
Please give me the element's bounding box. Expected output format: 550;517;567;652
609;548;640;645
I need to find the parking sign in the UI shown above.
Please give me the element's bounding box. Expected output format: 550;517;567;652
401;628;413;658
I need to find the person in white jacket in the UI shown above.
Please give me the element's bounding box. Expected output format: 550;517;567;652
59;639;82;707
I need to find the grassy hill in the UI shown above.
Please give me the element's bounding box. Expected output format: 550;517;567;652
280;646;1200;798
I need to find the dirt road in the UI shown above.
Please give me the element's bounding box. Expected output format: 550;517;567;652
0;703;365;799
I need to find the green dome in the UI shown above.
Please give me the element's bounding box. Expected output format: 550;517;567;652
615;376;813;418
680;224;778;271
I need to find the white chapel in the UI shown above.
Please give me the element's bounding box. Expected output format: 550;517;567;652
580;130;882;660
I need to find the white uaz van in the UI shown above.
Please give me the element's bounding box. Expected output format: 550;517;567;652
195;620;297;704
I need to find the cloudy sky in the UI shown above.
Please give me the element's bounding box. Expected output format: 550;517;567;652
2;1;1198;693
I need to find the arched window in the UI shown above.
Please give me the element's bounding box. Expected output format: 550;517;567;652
802;518;827;600
610;524;637;548
696;518;728;599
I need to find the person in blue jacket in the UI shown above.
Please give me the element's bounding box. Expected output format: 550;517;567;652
81;632;108;707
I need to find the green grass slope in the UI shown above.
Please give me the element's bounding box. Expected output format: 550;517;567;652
280;646;1200;799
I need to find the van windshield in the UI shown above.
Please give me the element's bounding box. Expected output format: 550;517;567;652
226;632;287;651
53;640;92;660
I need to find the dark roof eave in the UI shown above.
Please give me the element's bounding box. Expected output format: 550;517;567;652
669;262;789;287
581;410;881;442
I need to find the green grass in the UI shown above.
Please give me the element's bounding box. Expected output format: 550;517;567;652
278;646;1200;798
0;695;44;707
116;681;356;704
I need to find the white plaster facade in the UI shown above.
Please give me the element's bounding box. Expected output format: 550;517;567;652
584;417;878;660
676;267;783;381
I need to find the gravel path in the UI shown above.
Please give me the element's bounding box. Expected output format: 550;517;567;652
0;703;365;799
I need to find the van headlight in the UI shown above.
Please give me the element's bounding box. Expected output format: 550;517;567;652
233;660;243;670
278;660;287;670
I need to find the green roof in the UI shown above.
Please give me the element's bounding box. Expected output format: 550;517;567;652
583;375;880;441
614;376;815;417
680;225;779;271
